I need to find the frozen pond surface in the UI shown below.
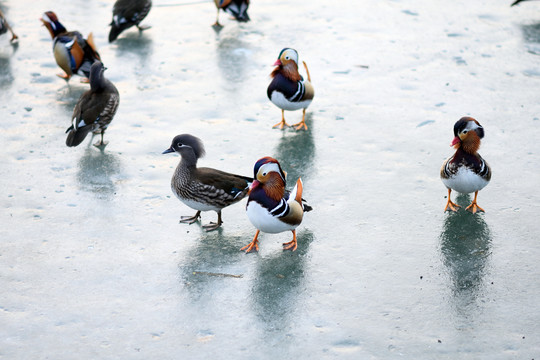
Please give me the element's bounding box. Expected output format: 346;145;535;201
1;0;540;358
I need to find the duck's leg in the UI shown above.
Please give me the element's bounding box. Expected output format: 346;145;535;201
292;109;308;130
203;210;223;231
272;109;290;129
444;188;460;212
241;230;260;253
180;210;201;224
0;11;18;42
282;230;298;251
213;8;222;27
465;191;485;214
93;131;109;148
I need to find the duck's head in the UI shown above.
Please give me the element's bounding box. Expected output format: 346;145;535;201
89;61;107;89
163;134;206;161
451;117;485;153
271;48;302;82
273;48;299;68
252;156;286;186
41;11;66;38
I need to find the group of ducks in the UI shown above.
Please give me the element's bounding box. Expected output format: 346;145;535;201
2;0;495;252
37;1;313;147
36;0;312;252
162;134;312;253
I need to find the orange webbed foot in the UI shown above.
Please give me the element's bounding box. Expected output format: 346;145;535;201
444;199;461;212
241;230;260;253
272;120;290;129
465;202;485;214
240;240;259;253
282;231;298;251
291;121;308;131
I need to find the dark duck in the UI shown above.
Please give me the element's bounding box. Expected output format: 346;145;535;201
41;11;100;82
66;61;120;148
163;134;253;231
267;48;314;130
108;0;152;42
440;117;492;214
213;0;250;27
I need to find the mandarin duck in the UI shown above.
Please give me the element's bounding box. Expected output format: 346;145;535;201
213;0;250;27
65;61;120;148
163;134;253;231
0;9;18;42
109;0;152;42
440;117;492;214
41;11;100;82
242;157;312;253
267;48;314;130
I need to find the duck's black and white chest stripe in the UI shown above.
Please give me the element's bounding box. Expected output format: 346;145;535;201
441;150;491;194
267;73;311;111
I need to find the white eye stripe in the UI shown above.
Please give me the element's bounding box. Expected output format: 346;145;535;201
464;121;480;131
258;163;281;176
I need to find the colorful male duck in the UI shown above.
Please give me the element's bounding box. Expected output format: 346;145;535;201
242;157;312;253
440;117;492;213
108;0;152;42
163;134;253;231
267;48;314;130
66;61;120;148
0;9;18;42
41;11;100;81
213;0;250;26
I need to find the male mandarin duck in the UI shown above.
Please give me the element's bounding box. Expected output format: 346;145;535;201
41;11;100;81
213;0;250;27
109;0;152;42
163;134;253;231
0;9;18;42
66;61;120;148
242;157;312;253
440;117;492;214
267;48;314;130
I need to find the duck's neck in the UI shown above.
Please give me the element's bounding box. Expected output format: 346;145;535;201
271;64;301;82
458;133;481;155
263;176;285;202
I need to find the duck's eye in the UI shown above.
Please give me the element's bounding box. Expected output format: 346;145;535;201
462;130;468;134
177;143;183;147
262;172;267;176
285;56;290;60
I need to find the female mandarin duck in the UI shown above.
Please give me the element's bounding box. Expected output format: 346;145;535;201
163;134;253;231
242;157;312;253
41;11;100;81
267;48;314;130
65;61;120;148
213;0;250;27
109;0;152;42
0;9;18;42
440;117;492;214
